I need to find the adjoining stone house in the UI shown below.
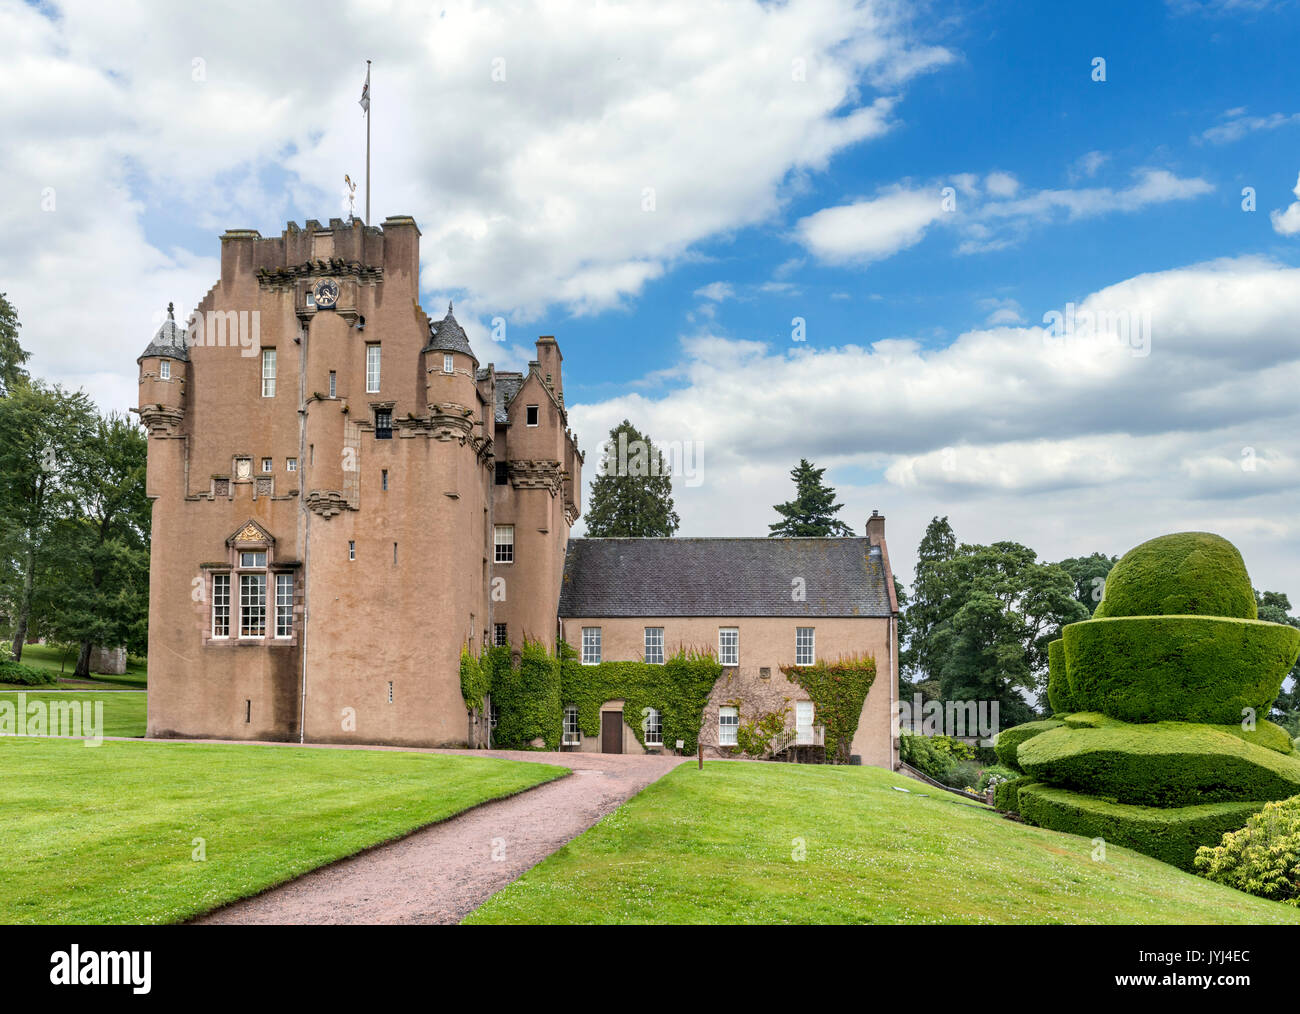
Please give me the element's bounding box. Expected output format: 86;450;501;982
135;214;899;768
557;520;899;768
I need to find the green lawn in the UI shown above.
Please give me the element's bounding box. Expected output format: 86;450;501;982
0;690;146;738
5;643;147;688
0;738;566;924
466;761;1300;925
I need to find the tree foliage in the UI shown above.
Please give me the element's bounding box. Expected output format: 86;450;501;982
900;517;1088;729
0;293;30;397
768;459;853;537
583;419;680;537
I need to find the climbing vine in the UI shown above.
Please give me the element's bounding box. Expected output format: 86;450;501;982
779;653;877;763
558;641;723;754
459;645;490;710
733;705;791;758
488;639;563;750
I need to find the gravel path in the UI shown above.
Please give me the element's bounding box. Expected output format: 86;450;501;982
193;749;686;925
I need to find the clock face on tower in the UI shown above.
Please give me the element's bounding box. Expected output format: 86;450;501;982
313;279;340;309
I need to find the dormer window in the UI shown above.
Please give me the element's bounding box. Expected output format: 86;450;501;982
443;353;454;374
526;405;539;427
160;361;171;381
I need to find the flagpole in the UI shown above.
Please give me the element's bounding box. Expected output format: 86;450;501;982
365;60;371;224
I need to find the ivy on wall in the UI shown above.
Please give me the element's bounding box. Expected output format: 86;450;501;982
459;646;490;711
557;641;723;754
734;706;791;758
487;639;563;750
779;653;878;763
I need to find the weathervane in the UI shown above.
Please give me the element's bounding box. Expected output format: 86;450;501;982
344;174;357;223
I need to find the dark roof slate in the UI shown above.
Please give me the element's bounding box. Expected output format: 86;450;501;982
558;537;893;618
139;303;189;362
494;372;524;423
424;303;476;359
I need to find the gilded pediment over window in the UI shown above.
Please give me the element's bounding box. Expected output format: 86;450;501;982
226;519;275;547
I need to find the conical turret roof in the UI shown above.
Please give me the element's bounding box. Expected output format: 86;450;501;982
424;302;476;360
138;303;190;362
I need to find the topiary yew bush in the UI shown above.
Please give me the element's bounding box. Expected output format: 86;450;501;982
999;531;1300;874
992;718;1063;771
1094;531;1257;621
1063;615;1299;724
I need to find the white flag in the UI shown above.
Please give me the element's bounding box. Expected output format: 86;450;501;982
359;66;370;114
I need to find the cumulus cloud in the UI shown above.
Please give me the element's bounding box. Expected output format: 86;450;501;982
569;257;1300;591
1270;173;1300;236
796;167;1213;263
1199;109;1300;145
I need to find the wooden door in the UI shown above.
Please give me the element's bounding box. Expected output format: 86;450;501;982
601;711;624;753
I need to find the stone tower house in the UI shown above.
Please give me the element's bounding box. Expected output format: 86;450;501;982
136;216;582;746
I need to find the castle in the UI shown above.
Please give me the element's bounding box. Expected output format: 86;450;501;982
137;216;899;767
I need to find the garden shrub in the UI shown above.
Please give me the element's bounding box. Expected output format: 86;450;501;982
899;731;976;785
949;760;983;792
1046;638;1075;714
993;774;1035;814
0;661;57;686
1194;796;1300;905
992;718;1063;772
1094;531;1257;621
1063;615;1299;724
1016;721;1300;807
976;765;1018;792
1016;782;1266;871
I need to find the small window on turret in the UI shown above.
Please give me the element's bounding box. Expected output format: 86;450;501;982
526;405;539;427
160;361;171;381
443;353;454;374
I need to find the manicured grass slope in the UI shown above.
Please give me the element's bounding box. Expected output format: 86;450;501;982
0;690;146;738
0;739;566;924
466;762;1300;925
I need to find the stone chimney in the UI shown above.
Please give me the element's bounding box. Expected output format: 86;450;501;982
866;509;885;546
535;336;563;404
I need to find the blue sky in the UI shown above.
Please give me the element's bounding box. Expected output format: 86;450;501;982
6;0;1300;595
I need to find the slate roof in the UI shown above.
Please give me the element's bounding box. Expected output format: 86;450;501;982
493;372;524;424
558;538;894;618
138;303;189;362
424;303;476;359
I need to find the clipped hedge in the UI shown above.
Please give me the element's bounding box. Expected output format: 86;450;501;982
1046;638;1074;714
1094;531;1257;621
1016;722;1300;807
0;660;58;687
1017;782;1267;871
1063;614;1300;724
993;719;1063;772
558;643;722;755
993;774;1035;814
1225;719;1294;755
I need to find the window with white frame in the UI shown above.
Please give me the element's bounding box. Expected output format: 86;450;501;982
525;404;539;426
644;627;664;665
348;540;356;561
718;706;739;746
796;627;815;666
211;573;230;638
239;551;266;568
328;371;337;398
239;573;266;638
261;348;276;397
443;353;454;374
581;626;601;665
563;705;581;745
718;627;739;666
275;573;294;638
494;525;514;564
287;458;297;472
261;457;272;473
365;344;381;393
644;707;663;746
160;360;171;380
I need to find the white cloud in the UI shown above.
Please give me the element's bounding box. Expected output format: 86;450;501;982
978;297;1024;325
984;171;1019;198
1199;109;1300;145
1270;173;1300;236
570;257;1300;595
694;282;737;302
794;185;949;263
1;0;956;411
